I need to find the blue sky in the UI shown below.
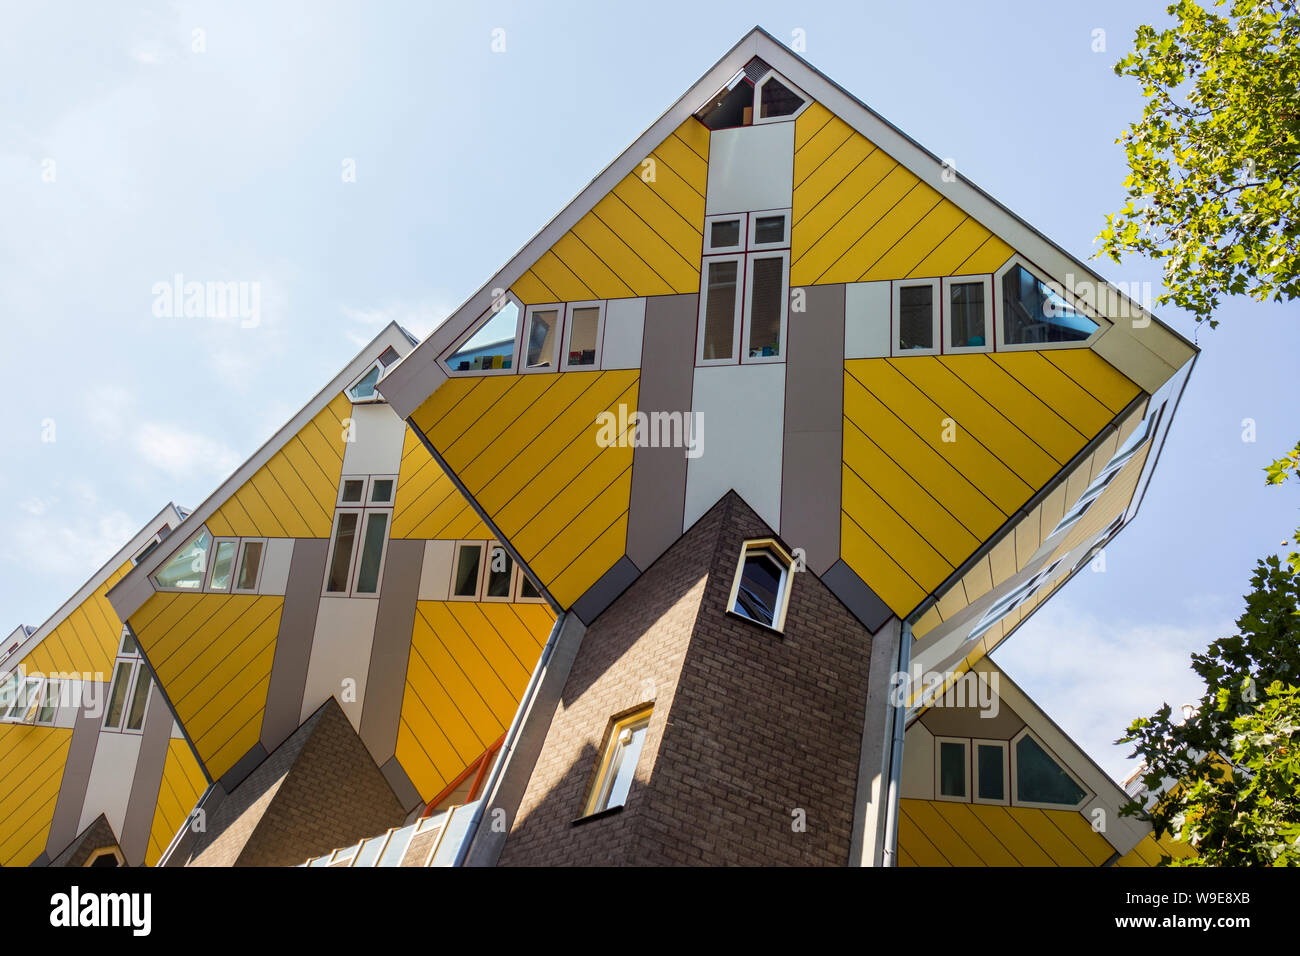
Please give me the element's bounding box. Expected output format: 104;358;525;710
3;0;1296;780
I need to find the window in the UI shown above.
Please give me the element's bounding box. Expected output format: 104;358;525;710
132;531;164;566
583;706;653;817
450;542;484;599
942;275;994;353
84;847;124;867
1012;730;1089;808
754;72;808;123
323;476;394;597
152;529;211;590
445;295;522;374
514;569;545;603
727;538;794;632
561;302;603;370
892;279;941;355
522;305;563;372
965;560;1064;648
483;544;514;602
935;738;969;801
233;540;265;593
2;674;44;724
449;540;543;603
347;346;402;402
103;635;151;734
1052;409;1161;538
698;210;791;365
206;540;238;592
998;262;1099;348
974;740;1009;804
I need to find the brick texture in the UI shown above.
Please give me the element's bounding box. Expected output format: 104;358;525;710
498;492;874;866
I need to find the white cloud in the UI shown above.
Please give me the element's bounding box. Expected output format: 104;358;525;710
12;502;138;579
133;422;240;480
341;298;453;344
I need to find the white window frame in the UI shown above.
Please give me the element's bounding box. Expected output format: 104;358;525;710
741;249;790;365
703;214;746;254
1009;728;1092;811
448;541;487;602
993;256;1108;353
365;474;399;506
726;538;794;633
132;532;164;566
338;475;369;507
440;293;524;377
697;254;746;366
972;738;1010;806
480;542;516;604
232;538;267;594
102;653;150;735
752;70;811;125
746;209;791;251
940;274;995;355
560;300;605;372
322;476;395;599
203;537;240;592
346;360;386;403
348;511;391;597
520;303;566;375
933;736;971;803
3;674;44;724
513;566;547;603
891;278;942;357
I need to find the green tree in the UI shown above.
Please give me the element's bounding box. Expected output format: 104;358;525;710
1266;440;1300;574
1120;556;1300;864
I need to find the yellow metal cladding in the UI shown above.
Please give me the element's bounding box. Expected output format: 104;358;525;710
129;592;283;779
396;601;555;799
391;428;492;540
21;561;132;678
897;798;1114;867
411;370;639;608
144;739;207;866
842;350;1141;616
1115;830;1196;866
205;392;352;539
791;102;1014;286
0;724;72;866
510;118;709;304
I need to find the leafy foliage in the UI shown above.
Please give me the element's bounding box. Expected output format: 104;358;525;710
1266;440;1300;574
1097;0;1300;325
1120;556;1300;864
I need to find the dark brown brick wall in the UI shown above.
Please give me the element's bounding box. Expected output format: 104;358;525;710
499;492;874;866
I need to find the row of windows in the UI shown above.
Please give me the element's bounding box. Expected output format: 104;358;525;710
444;298;607;374
0;672;62;726
450;540;544;603
695;62;810;130
697;209;791;366
934;730;1090;810
152;529;266;594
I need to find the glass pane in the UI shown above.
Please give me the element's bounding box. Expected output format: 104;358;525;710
949;282;986;348
977;744;1004;801
747;256;784;358
759;76;804;118
104;661;132;729
487;546;513;598
702;260;738;360
37;679;60;724
236;542;263;591
710;219;741;248
0;673;19;713
453;545;482;597
754;215;786;245
341;479;364;503
733;550;784;627
939;741;966;797
603;717;650;810
209;541;237;591
326;515;359;592
355;513;388;593
519;575;541;600
525;309;559;369
898;285;934;350
349;364;381;400
1001;265;1098;344
153;530;211;589
119;628;137;655
377;824;417;867
5;677;30;719
1016;734;1086;805
126;671;150;730
370;478;394;503
566;307;599;367
448;300;519;371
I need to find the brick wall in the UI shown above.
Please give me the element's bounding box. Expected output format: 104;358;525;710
499;492;874;866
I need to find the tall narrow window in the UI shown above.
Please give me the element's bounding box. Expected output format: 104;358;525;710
744;252;788;360
897;284;936;352
125;671;151;731
937;739;968;799
523;306;562;371
451;543;484;599
354;514;388;594
974;740;1008;803
485;544;514;600
104;661;132;729
207;540;237;591
583;706;653;816
36;679;61;725
700;258;741;362
326;513;359;593
234;541;264;592
947;279;988;351
563;304;601;369
727;539;794;632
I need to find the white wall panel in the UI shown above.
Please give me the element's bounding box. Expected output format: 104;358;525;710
341;403;407;477
601;297;646;370
300;598;379;731
418;540;454;601
706;122;795;215
845;281;891;359
78;731;142;836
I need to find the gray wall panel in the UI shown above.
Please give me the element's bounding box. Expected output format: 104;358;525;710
119;683;174;865
44;690;106;858
260;538;329;754
359;538;423;764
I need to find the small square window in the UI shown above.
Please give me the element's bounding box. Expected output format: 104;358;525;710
370;478;395;504
583;706;653;817
892;279;941;356
705;216;744;253
450;542;484;600
935;738;969;801
727;538;794;632
697;256;743;364
340;479;365;504
747;209;791;250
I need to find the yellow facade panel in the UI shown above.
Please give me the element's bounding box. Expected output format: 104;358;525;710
0;725;71;866
145;740;207;866
841;511;927;614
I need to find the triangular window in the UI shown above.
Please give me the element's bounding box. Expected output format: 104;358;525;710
445;298;521;374
1014;732;1088;807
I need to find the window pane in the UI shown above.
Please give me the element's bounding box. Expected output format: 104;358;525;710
341;479;364;503
710;219;741;248
119;629;137;655
733;550;784;627
567;307;599;367
349;364;381;400
153;530;211;589
354;514;388;594
209;541;237;591
105;661;132;729
449;300;519;371
525;309;560;369
487;546;513;598
370;478;394;503
1001;265;1098;344
37;679;60;724
898;286;934;350
236;542;263;591
453;545;482;597
754;215;786;245
977;744;1004;801
5;677;32;720
747;256;784;358
0;673;20;713
760;76;804;118
702;260;738;360
326;515;359;592
602;717;650;810
939;741;966;797
1016;734;1087;805
126;670;150;730
949;282;986;348
519;575;541;600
